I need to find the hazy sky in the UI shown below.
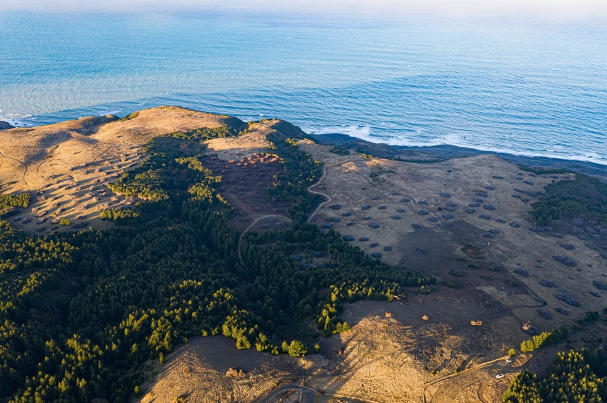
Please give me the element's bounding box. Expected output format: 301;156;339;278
1;0;607;19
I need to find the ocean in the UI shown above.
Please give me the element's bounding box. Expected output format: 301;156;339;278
0;11;606;164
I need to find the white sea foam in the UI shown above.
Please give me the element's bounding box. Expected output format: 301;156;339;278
302;125;371;138
304;125;607;166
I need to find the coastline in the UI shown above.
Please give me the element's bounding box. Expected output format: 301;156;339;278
311;132;607;178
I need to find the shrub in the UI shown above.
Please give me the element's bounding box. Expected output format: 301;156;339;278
283;340;307;357
508;349;517;357
417;285;437;295
289;341;307;357
444;280;463;289
59;218;71;226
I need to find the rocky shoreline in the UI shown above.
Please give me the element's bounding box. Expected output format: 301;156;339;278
311;132;607;178
0;121;14;130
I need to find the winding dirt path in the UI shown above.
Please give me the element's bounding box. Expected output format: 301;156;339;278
423;355;510;403
237;163;332;267
237;214;292;267
306;165;332;223
0;150;30;190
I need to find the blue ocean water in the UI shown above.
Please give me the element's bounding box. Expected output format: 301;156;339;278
0;12;606;164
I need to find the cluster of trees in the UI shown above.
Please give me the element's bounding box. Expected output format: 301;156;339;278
264;133;323;223
0;122;434;402
530;174;607;226
520;326;569;353
518;165;570;175
163;116;244;141
504;347;607;402
241;224;434;338
0;193;31;217
108;137;224;205
100;208;140;224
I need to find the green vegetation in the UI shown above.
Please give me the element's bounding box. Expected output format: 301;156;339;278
241;224;434;338
119;111;139;121
520;326;568;353
328;146;350;155
443;280;463;289
504;347;607;403
59;218;71;226
416;285;437;295
100;208;141;225
264;131;323;224
284;137;299;147
164;126;233;142
530;174;607;226
0;193;30;217
508;349;517;357
0;122;433;402
282;340;307;357
518;165;570;175
449;269;465;277
578;311;601;325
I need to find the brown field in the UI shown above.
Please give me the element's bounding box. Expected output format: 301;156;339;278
300;140;606;333
203;151;292;231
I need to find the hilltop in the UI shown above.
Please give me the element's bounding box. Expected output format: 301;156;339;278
0;107;606;403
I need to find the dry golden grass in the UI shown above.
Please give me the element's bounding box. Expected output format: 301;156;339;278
0;106;231;235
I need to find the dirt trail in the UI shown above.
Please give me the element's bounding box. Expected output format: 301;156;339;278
306;165;331;223
0;149;30;190
424;355;509;403
237;162;333;267
237;214;292;267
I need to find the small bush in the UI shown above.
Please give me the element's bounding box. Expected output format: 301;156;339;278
59;218;71;226
508;349;517;357
417;285;437;295
444;280;463;289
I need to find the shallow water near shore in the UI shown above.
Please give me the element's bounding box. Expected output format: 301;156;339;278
0;11;606;164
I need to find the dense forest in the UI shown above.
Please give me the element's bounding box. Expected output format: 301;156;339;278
503;346;607;402
0;121;432;402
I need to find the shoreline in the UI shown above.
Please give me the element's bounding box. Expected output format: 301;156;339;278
3;112;605;177
311;132;607;178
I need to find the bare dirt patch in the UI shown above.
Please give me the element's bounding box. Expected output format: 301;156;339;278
204;152;294;231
